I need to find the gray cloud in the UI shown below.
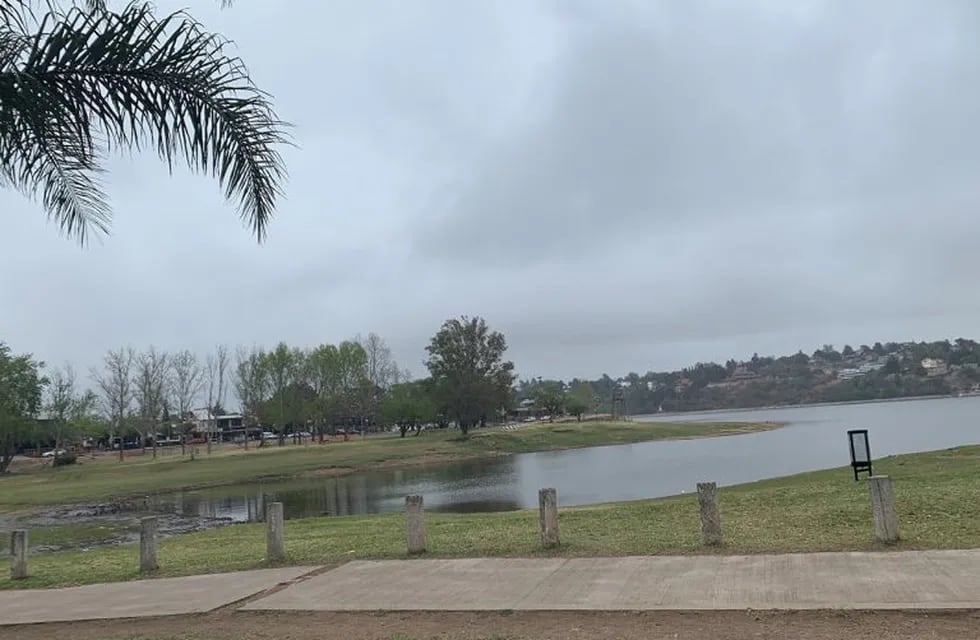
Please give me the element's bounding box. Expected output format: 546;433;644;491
3;0;980;386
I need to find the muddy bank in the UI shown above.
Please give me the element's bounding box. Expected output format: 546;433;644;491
0;499;237;555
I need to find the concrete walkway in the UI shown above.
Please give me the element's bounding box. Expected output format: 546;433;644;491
243;550;980;612
0;566;317;625
3;550;980;626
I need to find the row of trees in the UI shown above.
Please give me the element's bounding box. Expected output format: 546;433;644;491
86;334;408;458
0;317;520;469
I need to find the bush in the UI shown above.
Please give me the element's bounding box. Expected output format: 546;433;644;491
53;452;77;467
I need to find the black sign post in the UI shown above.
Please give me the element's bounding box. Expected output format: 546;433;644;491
847;429;873;481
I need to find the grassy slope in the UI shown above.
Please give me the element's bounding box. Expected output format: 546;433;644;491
3;445;978;589
0;421;774;511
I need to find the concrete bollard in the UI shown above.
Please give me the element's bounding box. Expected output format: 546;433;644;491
10;530;28;580
266;502;285;561
697;482;723;545
405;495;426;555
538;488;560;548
139;517;158;574
869;475;899;543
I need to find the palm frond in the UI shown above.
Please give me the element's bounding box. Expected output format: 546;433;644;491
1;0;288;241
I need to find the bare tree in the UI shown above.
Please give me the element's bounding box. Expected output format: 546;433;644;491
391;367;413;386
91;347;135;461
234;346;268;450
359;332;397;390
134;347;170;459
170;349;203;453
45;364;76;456
204;345;229;454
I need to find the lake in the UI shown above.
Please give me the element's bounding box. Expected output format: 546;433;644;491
154;395;980;523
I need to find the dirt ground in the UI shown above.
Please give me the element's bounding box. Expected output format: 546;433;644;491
3;610;980;640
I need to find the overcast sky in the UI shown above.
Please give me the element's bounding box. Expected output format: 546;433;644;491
3;0;980;383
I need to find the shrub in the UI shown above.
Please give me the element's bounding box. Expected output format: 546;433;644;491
53;452;78;467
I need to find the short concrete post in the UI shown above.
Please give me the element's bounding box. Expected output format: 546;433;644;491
697;482;723;545
139;517;158;573
405;495;426;555
10;530;28;580
266;502;285;561
869;475;899;543
538;488;560;548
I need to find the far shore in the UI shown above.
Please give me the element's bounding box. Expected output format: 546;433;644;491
635;392;971;420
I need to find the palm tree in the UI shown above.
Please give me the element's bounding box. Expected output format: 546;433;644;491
0;1;288;242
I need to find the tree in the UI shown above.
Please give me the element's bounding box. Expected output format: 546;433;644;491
335;340;370;428
383;380;435;437
1;1;288;242
0;343;46;473
234;346;267;449
565;383;596;421
133;347;169;459
44;363;91;457
842;345;855;357
534;381;564;421
203;344;229;453
359;333;397;391
425;316;515;435
305;343;339;440
91;347;134;461
882;356;901;376
170;350;203;421
170;349;203;454
261;343;299;445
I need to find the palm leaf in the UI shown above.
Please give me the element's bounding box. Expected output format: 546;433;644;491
1;1;288;242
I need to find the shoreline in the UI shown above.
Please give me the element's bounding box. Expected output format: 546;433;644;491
0;420;783;519
637;393;966;419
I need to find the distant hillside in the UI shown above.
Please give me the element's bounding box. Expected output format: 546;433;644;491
519;339;980;415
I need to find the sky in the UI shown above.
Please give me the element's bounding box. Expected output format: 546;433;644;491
3;0;980;384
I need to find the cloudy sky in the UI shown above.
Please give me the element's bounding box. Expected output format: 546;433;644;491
3;0;980;383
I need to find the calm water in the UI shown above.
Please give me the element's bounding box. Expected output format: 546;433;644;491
155;396;980;522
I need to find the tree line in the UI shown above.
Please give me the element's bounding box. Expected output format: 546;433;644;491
517;339;980;416
0;316;517;471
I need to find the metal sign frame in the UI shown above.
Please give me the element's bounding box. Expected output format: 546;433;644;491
847;429;873;481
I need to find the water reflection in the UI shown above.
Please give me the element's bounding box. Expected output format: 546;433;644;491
154;455;523;522
156;396;980;522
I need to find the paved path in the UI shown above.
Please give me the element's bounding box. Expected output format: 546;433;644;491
0;566;317;625
3;550;980;626
244;550;980;612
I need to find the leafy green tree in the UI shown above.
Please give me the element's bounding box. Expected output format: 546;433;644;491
335;341;372;427
0;343;46;473
383;380;436;437
564;383;596;421
261;343;304;444
534;381;564;421
1;1;287;242
425;316;515;435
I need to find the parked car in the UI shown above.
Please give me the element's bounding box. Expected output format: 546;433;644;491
41;449;67;458
261;431;278;440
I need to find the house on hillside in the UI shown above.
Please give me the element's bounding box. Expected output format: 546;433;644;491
921;358;949;377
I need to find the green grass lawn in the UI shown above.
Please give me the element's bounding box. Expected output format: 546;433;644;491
0;420;775;511
3;444;978;590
